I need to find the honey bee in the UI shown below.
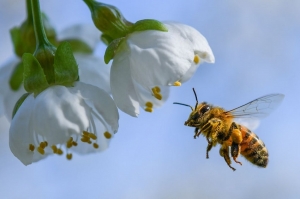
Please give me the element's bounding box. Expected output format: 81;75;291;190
174;89;284;171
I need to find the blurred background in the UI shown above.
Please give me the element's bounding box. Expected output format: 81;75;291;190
0;0;299;198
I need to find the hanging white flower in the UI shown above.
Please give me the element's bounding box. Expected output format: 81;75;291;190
9;82;119;165
0;24;107;121
110;22;215;117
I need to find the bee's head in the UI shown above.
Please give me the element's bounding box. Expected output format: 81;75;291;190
173;88;212;127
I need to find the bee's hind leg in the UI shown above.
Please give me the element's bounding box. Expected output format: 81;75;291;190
220;145;236;171
231;142;242;166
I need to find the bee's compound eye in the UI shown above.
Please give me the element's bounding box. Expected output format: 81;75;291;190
200;105;210;115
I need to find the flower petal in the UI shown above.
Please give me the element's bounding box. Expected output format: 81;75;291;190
110;48;140;117
127;28;193;87
164;22;215;63
75;53;111;93
32;85;90;144
70;82;119;133
9;94;42;165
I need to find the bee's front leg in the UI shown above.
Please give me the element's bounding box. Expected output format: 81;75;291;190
194;127;201;139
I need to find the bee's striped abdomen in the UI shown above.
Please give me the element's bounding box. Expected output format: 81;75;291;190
239;125;268;167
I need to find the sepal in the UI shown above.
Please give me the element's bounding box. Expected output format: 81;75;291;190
12;93;30;119
54;42;79;86
22;53;49;95
104;37;125;64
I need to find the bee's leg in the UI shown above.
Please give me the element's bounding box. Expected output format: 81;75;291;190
220;145;236;171
206;141;213;159
228;122;243;166
194;127;201;139
231;142;242;166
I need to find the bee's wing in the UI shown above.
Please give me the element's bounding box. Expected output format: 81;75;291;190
225;94;284;119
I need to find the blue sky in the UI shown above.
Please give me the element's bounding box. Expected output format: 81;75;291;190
0;0;300;198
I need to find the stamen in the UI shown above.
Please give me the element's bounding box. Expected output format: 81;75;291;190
83;131;89;136
43;141;48;147
145;102;153;108
104;131;112;139
37;147;45;155
56;148;63;155
93;143;99;149
194;55;200;64
72;141;78;146
39;142;47;149
145;107;153;112
81;136;90;143
173;81;181;86
51;145;58;153
152;86;161;94
154;93;162;100
66;153;72;160
66;137;73;148
28;144;35;152
88;133;97;140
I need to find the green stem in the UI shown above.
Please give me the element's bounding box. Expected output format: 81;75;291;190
31;0;50;47
26;0;33;24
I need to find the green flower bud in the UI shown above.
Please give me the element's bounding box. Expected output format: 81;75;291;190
10;13;57;58
83;0;133;40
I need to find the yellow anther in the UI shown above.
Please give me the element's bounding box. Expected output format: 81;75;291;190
83;131;90;136
104;131;112;139
43;141;48;147
145;107;153;112
93;143;99;149
51;145;58;153
56;148;63;155
81;137;90;143
66;137;74;148
173;81;181;86
88;140;92;144
152;86;161;94
66;153;72;160
39;142;46;149
29;144;35;152
193;54;200;64
37;147;45;155
145;101;153;108
72;141;78;146
88;133;97;140
154;93;162;100
66;141;73;149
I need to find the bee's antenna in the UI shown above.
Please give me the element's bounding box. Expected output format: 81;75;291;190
192;88;198;109
173;102;193;111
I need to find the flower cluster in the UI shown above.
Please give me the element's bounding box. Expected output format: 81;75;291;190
1;0;214;165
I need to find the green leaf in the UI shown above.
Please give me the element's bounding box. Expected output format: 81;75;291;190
22;53;49;95
9;62;24;91
12;93;31;119
132;19;168;32
104;37;125;64
53;42;78;86
60;39;93;54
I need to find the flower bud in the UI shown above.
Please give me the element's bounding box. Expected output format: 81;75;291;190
83;0;133;40
10;13;57;58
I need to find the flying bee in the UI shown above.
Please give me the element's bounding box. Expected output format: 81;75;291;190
174;89;284;171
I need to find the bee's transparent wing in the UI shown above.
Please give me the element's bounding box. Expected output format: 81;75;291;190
225;94;284;119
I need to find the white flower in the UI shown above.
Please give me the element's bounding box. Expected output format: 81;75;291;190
0;24;107;121
110;22;215;117
9;82;119;165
